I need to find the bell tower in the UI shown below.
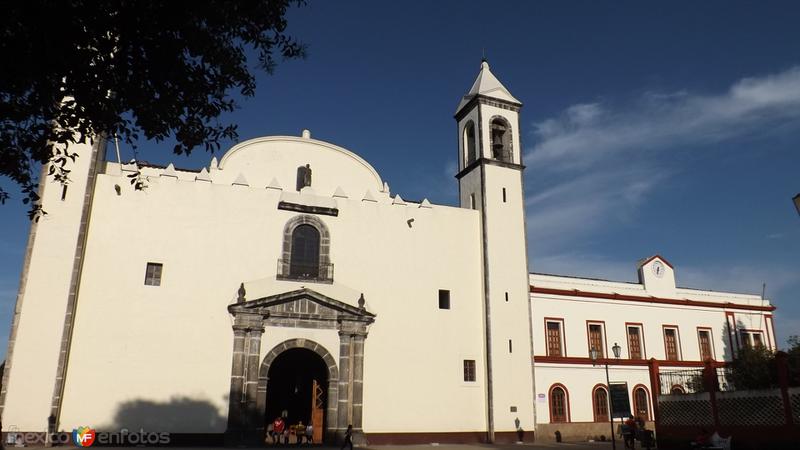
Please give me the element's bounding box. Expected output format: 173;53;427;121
455;61;534;442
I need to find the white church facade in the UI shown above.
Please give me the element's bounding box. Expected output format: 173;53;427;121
0;62;776;445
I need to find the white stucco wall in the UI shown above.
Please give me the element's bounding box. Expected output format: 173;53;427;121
2;140;102;431
52;136;488;434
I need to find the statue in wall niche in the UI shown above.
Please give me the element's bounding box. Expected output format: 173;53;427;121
296;164;312;191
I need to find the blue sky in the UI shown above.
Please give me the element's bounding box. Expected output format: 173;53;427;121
1;1;799;357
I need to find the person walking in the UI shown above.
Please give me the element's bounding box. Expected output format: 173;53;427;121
273;417;285;445
622;415;637;449
295;422;306;445
340;425;353;450
305;423;314;445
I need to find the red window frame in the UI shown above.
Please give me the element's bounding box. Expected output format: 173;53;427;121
626;322;645;359
632;384;651;421
696;327;715;361
592;384;609;422
544;317;566;357
663;325;681;361
549;383;570;423
586;320;607;358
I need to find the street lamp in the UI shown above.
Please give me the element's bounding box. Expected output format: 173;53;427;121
591;343;622;450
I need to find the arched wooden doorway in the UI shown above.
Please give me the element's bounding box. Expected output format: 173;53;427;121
264;347;331;443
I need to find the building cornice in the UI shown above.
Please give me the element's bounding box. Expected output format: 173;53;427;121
455;158;525;180
530;286;776;312
454;95;522;121
533;355;727;368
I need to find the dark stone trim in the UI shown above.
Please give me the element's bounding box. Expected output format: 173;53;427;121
228;288;375;320
49;136;107;431
478;162;495;443
0;152;52;417
455;158;525;180
226;287;374;446
455;95;522;121
278;201;339;217
521;167;539;427
280;215;332;281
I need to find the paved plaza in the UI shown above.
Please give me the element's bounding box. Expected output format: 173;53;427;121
22;443;620;450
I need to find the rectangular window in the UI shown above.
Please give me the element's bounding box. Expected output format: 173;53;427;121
144;262;163;286
588;323;604;358
469;193;476;209
740;330;764;348
546;320;564;357
505;292;509;302
698;329;714;360
627;326;643;359
664;327;680;361
508;339;513;353
463;359;476;382
438;289;450;310
61;185;68;201
502;188;507;203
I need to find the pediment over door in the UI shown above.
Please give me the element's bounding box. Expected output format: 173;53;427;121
228;286;375;330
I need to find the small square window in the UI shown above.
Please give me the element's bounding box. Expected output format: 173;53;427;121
463;359;476;382
144;262;163;286
439;289;450;310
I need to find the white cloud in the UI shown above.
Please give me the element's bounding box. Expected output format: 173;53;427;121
526;66;800;170
523;65;800;251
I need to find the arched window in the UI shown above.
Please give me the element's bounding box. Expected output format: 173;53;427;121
279;215;332;282
633;385;650;421
490;117;512;163
464;121;477;164
290;225;320;278
592;385;609;422
549;384;569;423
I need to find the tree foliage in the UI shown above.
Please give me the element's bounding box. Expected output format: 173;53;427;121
729;345;776;390
788;335;800;387
0;0;306;217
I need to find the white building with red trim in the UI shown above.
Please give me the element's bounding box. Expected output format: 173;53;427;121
530;255;775;441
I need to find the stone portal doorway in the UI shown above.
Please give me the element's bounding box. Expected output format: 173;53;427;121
265;348;328;443
226;287;375;446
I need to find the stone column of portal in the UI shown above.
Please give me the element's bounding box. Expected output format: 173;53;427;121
244;326;265;443
226;311;266;445
336;328;353;441
350;332;367;431
225;327;247;440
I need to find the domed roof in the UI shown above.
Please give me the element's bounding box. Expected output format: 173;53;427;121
216;134;384;195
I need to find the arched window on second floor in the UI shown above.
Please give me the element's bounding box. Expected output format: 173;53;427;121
490;117;512;163
464;121;477;164
592;385;609;422
289;224;321;278
279;215;332;282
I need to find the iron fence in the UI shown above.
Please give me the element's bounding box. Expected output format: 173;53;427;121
277;259;334;282
659;368;706;394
